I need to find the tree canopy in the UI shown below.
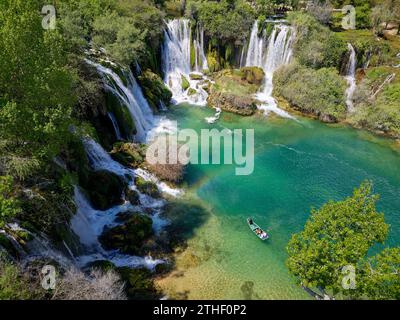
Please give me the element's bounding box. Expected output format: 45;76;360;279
287;181;400;299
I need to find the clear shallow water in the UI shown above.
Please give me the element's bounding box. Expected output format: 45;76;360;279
157;105;400;300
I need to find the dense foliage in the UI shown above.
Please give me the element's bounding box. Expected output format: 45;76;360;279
187;0;255;42
288;12;347;69
0;0;75;179
274;62;347;120
287;181;400;299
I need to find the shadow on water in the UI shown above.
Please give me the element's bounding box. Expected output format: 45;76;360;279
163;197;211;246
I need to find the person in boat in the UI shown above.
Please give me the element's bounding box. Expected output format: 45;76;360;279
248;218;254;225
261;231;267;238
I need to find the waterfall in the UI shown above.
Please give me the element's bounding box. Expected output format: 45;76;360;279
345;43;357;112
245;21;265;68
82;138;182;198
162;19;210;106
2;223;74;269
245;22;295;119
82;138;130;177
107;112;123;140
194;24;209;72
85;59;154;142
72;187;163;270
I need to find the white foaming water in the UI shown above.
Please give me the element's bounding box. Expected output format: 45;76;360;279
162;19;210;106
345;43;357;112
85;59;154;142
146;117;179;142
71;187;131;250
77;252;163;270
82;138;181;198
194;23;209;72
245;22;295;119
245;21;265;68
72;187;165;270
4;223;73;268
82;138;130;177
205;107;222;124
135;168;183;198
107;112;123;140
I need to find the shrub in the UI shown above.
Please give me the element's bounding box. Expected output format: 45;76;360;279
0;255;43;300
53;267;126;300
274;62;347;121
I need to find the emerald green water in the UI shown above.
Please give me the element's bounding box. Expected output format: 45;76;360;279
157;104;400;300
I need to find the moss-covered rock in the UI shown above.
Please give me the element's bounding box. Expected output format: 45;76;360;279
187;88;197;96
99;214;153;255
126;189;140;205
135;177;161;198
239;67;265;85
110;142;146;168
206;69;261;116
117;267;159;300
106;92;135;139
181;74;190;91
138;70;172;112
199;79;212;93
189;73;203;81
208;92;257;116
81;170;125;210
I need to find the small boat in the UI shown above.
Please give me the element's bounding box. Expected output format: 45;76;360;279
247;218;269;240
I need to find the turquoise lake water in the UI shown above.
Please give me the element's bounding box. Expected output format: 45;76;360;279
157;104;400;300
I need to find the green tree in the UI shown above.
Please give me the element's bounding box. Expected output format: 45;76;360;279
287;181;389;299
358;248;400;299
197;0;255;42
0;0;75;179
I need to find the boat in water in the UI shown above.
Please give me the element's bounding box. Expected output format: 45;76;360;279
247;218;269;240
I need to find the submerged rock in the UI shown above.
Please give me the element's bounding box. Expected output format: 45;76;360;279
117;266;159;300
